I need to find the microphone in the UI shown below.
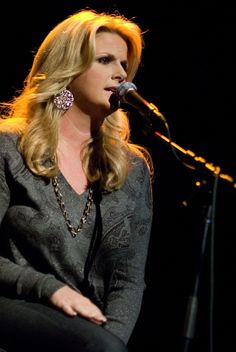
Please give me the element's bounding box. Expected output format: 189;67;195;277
116;81;166;124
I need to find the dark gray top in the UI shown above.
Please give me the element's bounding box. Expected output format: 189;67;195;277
0;131;153;343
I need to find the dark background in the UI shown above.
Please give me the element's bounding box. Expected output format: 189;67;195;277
1;2;236;351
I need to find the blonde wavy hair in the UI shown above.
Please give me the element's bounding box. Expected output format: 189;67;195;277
0;9;153;191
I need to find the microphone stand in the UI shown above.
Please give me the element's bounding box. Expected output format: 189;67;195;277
119;85;236;351
133;103;236;352
180;195;215;352
154;130;236;188
151;126;235;352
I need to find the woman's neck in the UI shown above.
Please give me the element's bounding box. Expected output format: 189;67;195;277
56;110;90;194
58;109;91;151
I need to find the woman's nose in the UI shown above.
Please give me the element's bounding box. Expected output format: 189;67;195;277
113;65;127;82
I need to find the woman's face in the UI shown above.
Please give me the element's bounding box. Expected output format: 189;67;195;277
69;31;128;118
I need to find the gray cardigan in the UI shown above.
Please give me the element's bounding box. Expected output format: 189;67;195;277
0;131;153;343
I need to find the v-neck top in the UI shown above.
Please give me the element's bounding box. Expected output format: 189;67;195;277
0;131;153;344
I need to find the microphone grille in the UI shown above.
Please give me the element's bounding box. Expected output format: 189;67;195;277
116;81;137;100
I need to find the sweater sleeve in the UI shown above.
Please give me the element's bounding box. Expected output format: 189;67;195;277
0;132;65;300
103;158;153;343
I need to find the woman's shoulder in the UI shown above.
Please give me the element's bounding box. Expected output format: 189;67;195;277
127;148;153;185
0;129;19;144
0;130;19;157
127;147;153;172
0;130;26;178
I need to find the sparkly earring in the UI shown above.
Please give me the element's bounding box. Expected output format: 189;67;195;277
54;88;74;110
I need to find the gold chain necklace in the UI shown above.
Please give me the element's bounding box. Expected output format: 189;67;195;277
52;176;93;238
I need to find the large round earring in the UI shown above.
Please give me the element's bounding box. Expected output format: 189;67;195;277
54;89;74;110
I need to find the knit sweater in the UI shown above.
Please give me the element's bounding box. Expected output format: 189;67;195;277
0;131;153;343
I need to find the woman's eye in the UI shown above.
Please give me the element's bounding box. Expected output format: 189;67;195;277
97;56;111;64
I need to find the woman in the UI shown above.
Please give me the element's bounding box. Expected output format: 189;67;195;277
0;9;153;352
